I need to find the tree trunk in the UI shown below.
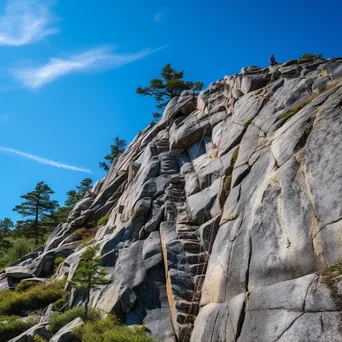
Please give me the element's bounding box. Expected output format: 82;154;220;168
35;201;39;247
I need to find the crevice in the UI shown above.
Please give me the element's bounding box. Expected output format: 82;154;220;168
245;235;252;292
232;164;251;188
234;294;247;341
303;275;318;312
320;313;324;333
273;313;304;342
208;310;221;342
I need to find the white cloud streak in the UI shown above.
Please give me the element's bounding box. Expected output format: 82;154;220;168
12;45;166;89
0;146;91;173
154;12;164;23
0;0;58;46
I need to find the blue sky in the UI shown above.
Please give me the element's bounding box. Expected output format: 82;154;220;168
1;0;341;221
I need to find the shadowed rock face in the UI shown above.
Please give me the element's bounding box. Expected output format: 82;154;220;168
4;57;342;342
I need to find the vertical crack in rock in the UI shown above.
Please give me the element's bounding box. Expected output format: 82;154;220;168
273;313;305;342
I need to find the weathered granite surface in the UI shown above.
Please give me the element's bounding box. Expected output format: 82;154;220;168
4;57;342;341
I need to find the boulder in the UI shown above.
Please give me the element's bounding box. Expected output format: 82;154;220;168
5;266;33;280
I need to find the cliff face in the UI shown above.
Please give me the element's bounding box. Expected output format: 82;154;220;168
3;57;342;342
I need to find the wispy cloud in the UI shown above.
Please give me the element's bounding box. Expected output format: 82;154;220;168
0;146;91;173
0;0;58;46
12;45;166;89
0;114;9;122
153;11;164;23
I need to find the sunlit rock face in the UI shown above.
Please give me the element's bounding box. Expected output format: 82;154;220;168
4;57;342;342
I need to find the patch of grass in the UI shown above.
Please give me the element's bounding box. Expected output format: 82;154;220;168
52;292;70;311
231;147;240;167
321;262;342;297
278;96;316;120
220;176;232;208
98;213;110;226
278;82;340;121
33;335;47;342
113;192;122;198
48;306;101;334
72;315;154;342
73;227;99;245
15;280;37;293
243;115;257;128
0;315;38;342
0;280;65;316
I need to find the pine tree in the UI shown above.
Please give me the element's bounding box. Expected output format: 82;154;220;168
13;181;59;246
69;246;111;320
65;178;93;208
76;178;93;196
136;64;203;119
99;136;126;172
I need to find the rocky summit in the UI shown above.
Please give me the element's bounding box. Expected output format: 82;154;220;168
3;57;342;342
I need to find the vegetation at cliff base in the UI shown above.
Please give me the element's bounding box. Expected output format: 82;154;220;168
136;63;203;121
0;315;38;342
48;307;101;334
0;280;64;316
73;315;154;342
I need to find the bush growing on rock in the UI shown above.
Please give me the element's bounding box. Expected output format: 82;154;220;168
0;280;65;316
52;291;70;311
15;280;37;293
98;213;110;226
300;52;323;60
0;315;38;342
48;306;101;334
72;315;154;342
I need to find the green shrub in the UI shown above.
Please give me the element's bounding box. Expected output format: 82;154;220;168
113;192;122;198
98;213;110;226
33;335;47;342
300;52;323;60
15;280;37;293
0;237;35;268
321;261;342;297
0;280;65;316
52;292;70;311
49;307;101;334
0;315;38;342
73;227;99;246
72;315;154;342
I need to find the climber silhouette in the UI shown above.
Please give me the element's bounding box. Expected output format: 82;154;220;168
269;54;277;66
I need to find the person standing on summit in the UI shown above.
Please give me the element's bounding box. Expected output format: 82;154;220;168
269;54;277;66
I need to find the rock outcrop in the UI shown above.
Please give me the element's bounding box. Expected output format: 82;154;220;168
4;57;342;341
